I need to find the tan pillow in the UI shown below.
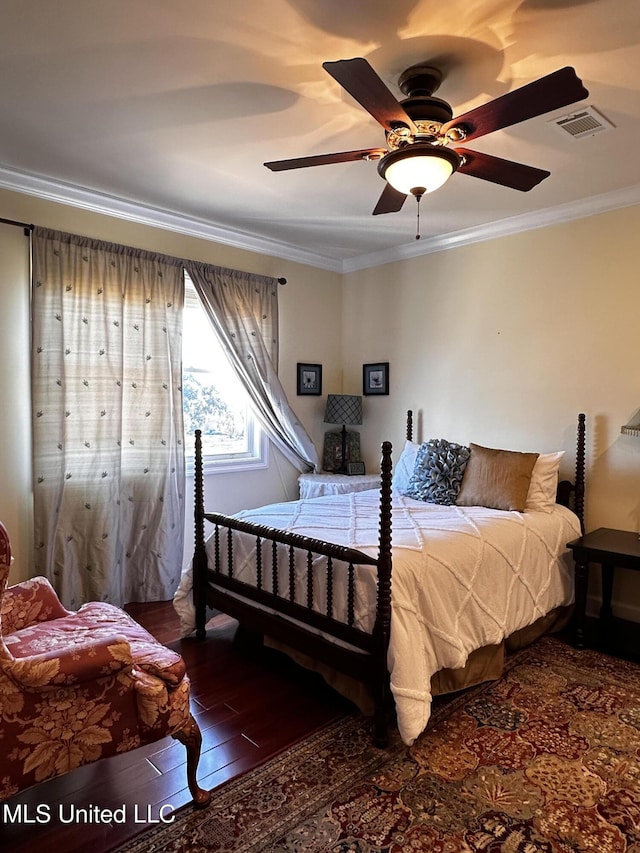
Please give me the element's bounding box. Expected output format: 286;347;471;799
456;444;539;511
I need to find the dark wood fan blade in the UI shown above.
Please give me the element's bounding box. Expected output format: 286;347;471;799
372;183;407;215
444;67;589;143
323;57;417;134
456;148;550;191
265;148;386;171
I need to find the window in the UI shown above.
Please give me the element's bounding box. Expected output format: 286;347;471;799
182;276;267;473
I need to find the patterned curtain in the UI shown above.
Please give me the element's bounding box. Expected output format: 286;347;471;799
31;228;185;609
185;261;318;472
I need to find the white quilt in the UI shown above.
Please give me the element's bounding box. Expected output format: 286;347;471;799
174;490;580;745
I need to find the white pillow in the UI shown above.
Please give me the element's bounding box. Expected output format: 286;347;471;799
392;440;420;492
525;451;565;512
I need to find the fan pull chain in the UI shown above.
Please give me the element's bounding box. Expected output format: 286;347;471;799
413;190;424;240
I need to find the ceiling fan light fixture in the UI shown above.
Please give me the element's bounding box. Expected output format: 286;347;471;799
378;145;461;196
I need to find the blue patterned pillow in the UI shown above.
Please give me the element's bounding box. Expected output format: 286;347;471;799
404;439;470;505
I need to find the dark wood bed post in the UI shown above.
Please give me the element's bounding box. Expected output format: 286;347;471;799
406;409;413;442
193;429;208;639
372;440;393;747
575;412;586;533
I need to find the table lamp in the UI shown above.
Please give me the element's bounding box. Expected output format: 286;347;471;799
323;394;363;473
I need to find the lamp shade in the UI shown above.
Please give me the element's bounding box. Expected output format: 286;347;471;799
378;145;462;196
324;394;362;426
621;409;640;437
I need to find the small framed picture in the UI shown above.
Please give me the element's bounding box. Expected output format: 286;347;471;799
363;362;389;396
297;363;322;395
347;461;366;475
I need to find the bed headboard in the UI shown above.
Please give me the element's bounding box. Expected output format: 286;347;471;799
404;409;585;532
558;412;586;533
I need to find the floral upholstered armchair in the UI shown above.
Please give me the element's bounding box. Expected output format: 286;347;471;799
0;521;210;806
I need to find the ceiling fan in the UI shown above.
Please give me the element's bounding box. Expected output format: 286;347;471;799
265;58;589;217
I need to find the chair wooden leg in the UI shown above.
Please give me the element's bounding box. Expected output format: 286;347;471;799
172;713;211;808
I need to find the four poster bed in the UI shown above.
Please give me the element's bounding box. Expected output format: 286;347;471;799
187;411;586;747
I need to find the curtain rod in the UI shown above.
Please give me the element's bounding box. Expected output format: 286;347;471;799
0;216;34;236
2;217;287;283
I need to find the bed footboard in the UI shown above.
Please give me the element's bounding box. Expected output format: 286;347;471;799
192;432;394;746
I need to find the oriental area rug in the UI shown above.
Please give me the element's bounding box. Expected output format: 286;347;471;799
118;636;640;852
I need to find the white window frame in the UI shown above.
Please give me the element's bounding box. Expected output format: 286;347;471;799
183;276;268;476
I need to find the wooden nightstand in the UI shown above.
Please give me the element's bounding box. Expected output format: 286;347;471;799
298;472;380;500
567;527;640;650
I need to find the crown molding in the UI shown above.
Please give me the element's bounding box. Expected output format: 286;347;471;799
342;183;640;272
1;164;638;276
0;165;343;273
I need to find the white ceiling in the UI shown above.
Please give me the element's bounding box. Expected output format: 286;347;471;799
1;0;639;272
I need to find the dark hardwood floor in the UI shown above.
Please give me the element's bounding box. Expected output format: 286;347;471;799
0;601;353;853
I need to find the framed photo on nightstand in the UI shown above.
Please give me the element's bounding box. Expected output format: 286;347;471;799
347;461;366;475
322;431;360;472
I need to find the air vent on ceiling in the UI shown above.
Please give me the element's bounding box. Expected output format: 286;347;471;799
549;106;615;140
